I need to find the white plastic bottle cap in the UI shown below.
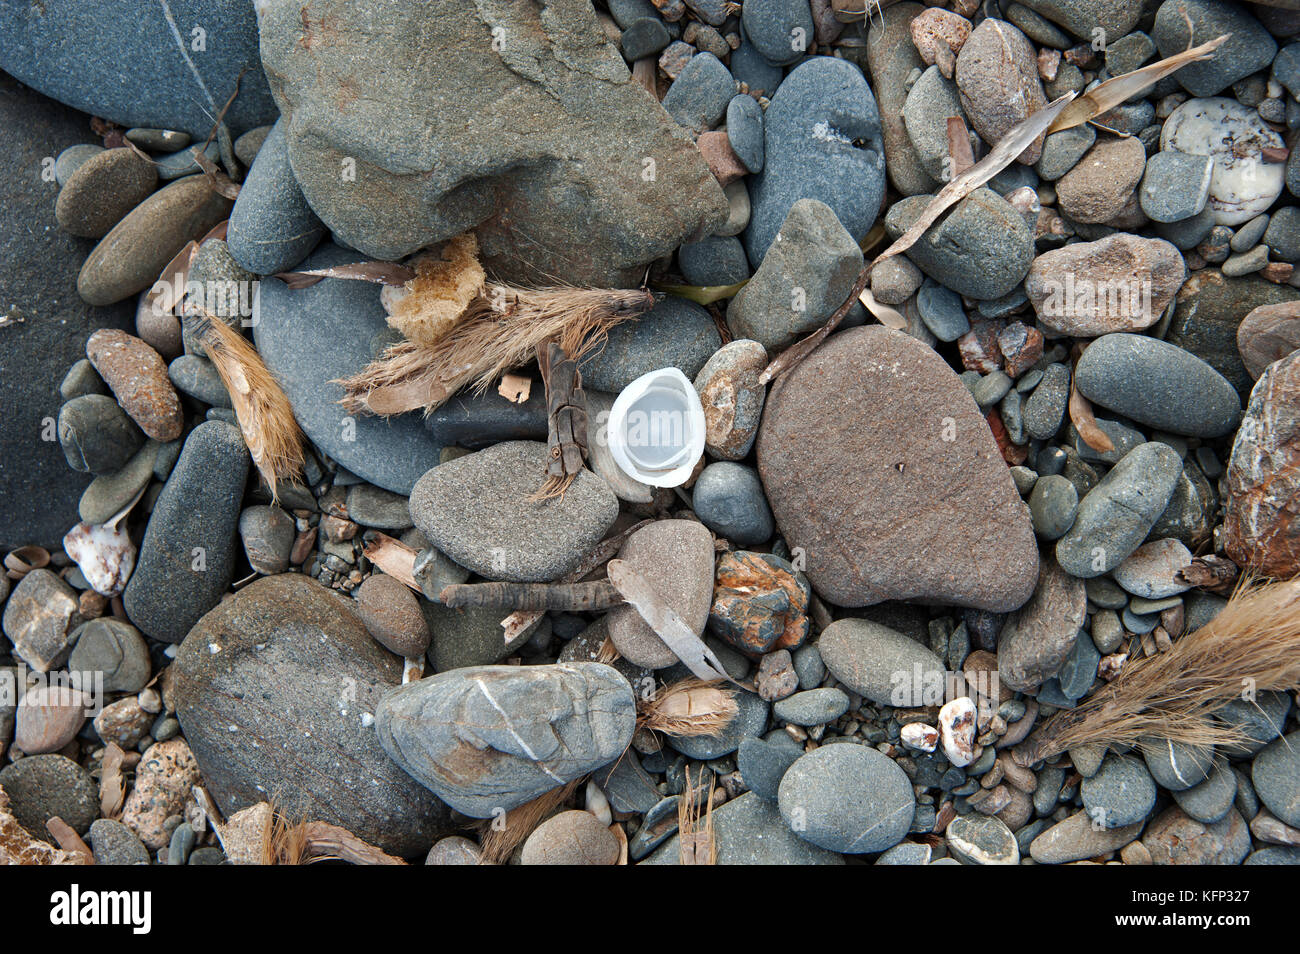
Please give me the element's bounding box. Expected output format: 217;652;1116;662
606;367;706;488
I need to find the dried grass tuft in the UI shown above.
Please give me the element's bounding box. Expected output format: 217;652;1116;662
1017;577;1300;764
187;311;305;500
678;766;715;865
338;286;655;416
638;678;739;738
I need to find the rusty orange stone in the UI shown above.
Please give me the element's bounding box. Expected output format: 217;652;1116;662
707;550;810;657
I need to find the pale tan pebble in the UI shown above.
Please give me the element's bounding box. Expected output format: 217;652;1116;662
1120;841;1152;865
519;810;620;865
122;738;200;850
93;696;154;749
14;685;90;754
1250;809;1300;847
220;802;272;864
137;687;162;714
1038;48;1060;82
998;755;1038;793
426;835;483;865
909;8;971;80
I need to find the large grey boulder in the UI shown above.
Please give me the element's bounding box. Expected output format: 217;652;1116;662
255;0;727;284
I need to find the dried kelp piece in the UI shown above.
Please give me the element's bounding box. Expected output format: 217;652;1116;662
759;93;1079;385
607;559;738;685
857;286;906;332
185;309;305;499
1015;578;1300;764
1047;35;1230;134
1176;556;1241;595
99;742;127;820
536;341;589;500
637;678;738;738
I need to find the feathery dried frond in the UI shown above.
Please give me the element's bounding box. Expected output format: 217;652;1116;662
477;779;581;865
187;310;305;500
638;678;739;738
338;286;655;417
1016;577;1300;764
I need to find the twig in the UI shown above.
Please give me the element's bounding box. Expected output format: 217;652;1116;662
441;580;623;611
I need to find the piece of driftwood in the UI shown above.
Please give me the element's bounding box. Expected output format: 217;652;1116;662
499;518;653;645
1176;556;1241;594
361;532;421;592
441;580;622;611
537;341;589;499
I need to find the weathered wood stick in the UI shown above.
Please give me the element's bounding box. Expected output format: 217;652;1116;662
443;580;623;611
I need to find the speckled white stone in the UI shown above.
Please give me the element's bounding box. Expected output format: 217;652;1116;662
1161;97;1285;226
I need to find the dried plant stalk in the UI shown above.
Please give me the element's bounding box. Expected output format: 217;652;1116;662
440;580;622;611
678;767;715;865
1047;35;1229;134
1015;578;1300;764
260;805;405;865
638;678;738;738
187;310;305;499
339;286;655;417
536;341;590;500
477;779;581;865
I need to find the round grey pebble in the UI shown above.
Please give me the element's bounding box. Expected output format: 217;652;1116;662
778;743;915;854
1081;754;1157;828
772;687;849;726
692;462;774;545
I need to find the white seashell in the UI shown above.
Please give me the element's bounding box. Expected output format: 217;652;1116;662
1160;97;1285;226
900;722;939;753
938;696;978;767
63;521;136;597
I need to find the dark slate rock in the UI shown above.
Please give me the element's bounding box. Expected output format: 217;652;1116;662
122;421;249;642
0;754;98;840
425;376;547;448
742;0;815;66
729;39;784;98
580;295;721;392
677;235;751;287
226;120;326;275
745;57;886;265
1152;0;1278;97
57;394;146;475
253;244;445;494
0;0;277;138
737;734;802;801
726;94;765;174
173;575;453;856
1074;333;1241;438
671;689;769;759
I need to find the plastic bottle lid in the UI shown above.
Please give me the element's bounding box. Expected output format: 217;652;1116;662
606;367;706;488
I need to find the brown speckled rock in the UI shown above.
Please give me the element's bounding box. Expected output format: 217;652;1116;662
1055;137;1147;225
1223;350;1300;577
1143;806;1251;865
55;147;158;238
954;18;1046;165
694;339;768;460
13;685;89;755
998;558;1086;693
355;573;430;658
607;520;715;668
121;738;201;850
1236;301;1300;381
756;326;1038;611
1026;234;1186;336
86;328;183;441
520;810;620;865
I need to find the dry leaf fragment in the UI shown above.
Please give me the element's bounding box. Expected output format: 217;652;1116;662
858;286;907;331
607;560;741;686
499;373;532;404
653;280;749;306
274;261;417;288
1068;380;1115;454
99;743;127;820
1047;35;1230;134
946;115;975;176
361;532;421;592
188;145;241;200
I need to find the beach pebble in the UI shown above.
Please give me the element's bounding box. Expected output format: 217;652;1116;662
1253;731;1300;829
1142;806;1251;865
1055;136;1146;225
425;835;482;865
409;441;617;582
1161;98;1286;226
1152;0;1277;97
737;734;802;801
741;0;814;66
88;818;151;865
521;810;620;865
86;328;183;442
67;618;151;693
778;744;914;854
239;505;295;575
1112;539;1192;599
773;687;848;726
692;462;773;545
13;685;89;755
121;739;201;850
1;569;81;672
955;18;1047;165
581;295;720;392
1143;738;1215;792
662;52;735;132
694;339;768;460
55;148;157;238
726;95;764;174
946;813;1019;865
356;574;430;658
0;755;98;840
1172;758;1238;825
938;696;977;767
375;662;636;817
997;558;1085;692
54;143;104;186
58;394;146;475
1081;755;1157;829
1029;809;1144;864
818;619;947;707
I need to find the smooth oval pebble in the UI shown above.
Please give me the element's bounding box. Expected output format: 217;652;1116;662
77;175;233;307
55;147;158;238
355;574;430;658
777;744;915;854
520;810;620;865
14;685;90;754
818;618;947;707
1075;333;1240;438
